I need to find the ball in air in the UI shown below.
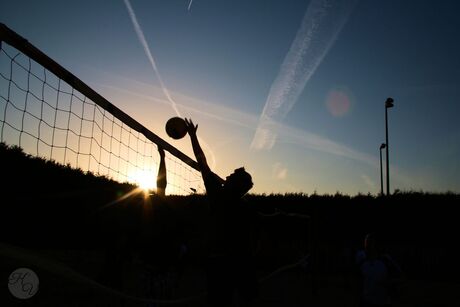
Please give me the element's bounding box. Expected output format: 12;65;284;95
165;117;187;139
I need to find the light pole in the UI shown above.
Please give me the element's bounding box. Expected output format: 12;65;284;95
379;143;386;196
385;97;394;195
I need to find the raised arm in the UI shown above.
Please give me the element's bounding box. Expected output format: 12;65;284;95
184;118;211;174
184;118;224;195
156;146;167;196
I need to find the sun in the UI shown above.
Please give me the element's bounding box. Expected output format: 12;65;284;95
130;170;155;193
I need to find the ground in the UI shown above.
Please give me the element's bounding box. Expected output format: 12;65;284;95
1;248;459;306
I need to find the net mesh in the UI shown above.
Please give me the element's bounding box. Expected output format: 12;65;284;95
0;33;203;195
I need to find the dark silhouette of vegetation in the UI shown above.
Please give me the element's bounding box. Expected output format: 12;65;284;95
1;142;459;284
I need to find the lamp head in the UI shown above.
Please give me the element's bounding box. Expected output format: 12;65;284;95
380;143;386;150
385;97;394;108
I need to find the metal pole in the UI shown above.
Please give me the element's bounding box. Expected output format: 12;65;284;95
385;97;393;195
385;106;389;195
380;148;384;196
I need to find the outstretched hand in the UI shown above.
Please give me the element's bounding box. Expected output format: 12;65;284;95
184;118;198;137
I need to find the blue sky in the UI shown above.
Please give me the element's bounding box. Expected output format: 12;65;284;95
1;0;459;195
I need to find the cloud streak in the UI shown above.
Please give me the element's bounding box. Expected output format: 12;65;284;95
99;79;417;191
275;122;378;168
122;0;224;170
102;80;376;167
273;162;288;180
251;0;357;150
361;174;377;191
188;0;193;11
123;0;181;116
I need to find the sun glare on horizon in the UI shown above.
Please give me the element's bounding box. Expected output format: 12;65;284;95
129;170;156;192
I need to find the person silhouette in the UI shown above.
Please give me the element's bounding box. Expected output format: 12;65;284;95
184;118;259;307
355;232;403;307
137;146;172;306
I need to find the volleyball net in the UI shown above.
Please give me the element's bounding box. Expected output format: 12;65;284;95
0;23;318;305
0;23;204;195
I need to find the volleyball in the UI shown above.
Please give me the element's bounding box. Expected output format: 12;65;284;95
165;117;187;139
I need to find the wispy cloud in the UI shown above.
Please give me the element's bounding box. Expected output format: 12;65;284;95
276;122;378;168
188;0;193;11
98;79;416;191
98;79;371;164
251;0;357;150
273;162;288;180
102;80;376;165
99;82;254;130
361;174;377;192
123;0;223;170
123;0;181;116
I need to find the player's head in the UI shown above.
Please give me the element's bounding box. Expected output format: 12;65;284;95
224;167;253;197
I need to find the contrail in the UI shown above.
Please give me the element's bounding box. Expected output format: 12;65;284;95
123;0;181;116
188;0;193;11
251;0;357;150
101;80;376;168
123;0;220;170
99;83;255;130
99;79;413;188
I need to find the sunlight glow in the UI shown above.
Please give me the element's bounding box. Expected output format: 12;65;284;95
130;170;156;192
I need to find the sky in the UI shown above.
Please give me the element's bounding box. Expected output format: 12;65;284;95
1;0;460;195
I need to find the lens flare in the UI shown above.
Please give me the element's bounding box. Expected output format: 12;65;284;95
325;88;352;117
